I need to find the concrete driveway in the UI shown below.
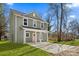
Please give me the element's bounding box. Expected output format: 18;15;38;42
28;42;79;56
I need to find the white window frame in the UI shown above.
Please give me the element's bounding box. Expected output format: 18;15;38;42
26;32;30;38
40;22;44;29
23;17;28;26
33;20;37;28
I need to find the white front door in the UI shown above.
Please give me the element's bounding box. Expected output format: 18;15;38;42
32;32;37;43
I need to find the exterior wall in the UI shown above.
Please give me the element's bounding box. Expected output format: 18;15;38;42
17;16;24;43
44;23;48;30
37;32;40;42
10;10;48;43
42;32;47;42
10;11;24;43
24;17;48;31
25;31;33;42
25;31;48;43
37;32;48;42
28;18;33;27
24;30;48;43
10;11;15;42
37;21;41;29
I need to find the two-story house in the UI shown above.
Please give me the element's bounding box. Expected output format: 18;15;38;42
10;9;48;44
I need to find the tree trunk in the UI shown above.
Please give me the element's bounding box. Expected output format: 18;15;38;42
56;5;60;42
57;20;60;42
58;3;63;42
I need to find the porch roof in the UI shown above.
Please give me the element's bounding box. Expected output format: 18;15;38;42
22;26;48;33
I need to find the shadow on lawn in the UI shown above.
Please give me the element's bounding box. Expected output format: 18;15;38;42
0;42;29;52
19;48;38;56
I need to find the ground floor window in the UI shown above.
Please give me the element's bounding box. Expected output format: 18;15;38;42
26;32;30;38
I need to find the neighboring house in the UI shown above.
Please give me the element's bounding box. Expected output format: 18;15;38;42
10;9;48;44
1;32;10;40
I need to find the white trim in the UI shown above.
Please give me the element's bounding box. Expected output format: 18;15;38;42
23;17;28;26
24;31;30;44
47;33;48;42
24;30;26;44
32;32;37;43
26;32;30;38
26;17;48;24
23;28;48;33
39;32;42;42
40;22;41;28
35;32;37;43
14;14;48;24
14;16;17;43
33;19;37;28
40;22;44;29
23;28;48;43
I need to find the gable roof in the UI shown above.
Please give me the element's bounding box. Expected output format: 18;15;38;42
24;12;42;21
10;9;48;24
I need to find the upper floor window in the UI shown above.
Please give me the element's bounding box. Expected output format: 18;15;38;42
41;23;44;28
33;20;37;27
24;19;28;26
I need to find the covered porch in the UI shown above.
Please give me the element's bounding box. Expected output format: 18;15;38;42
23;28;48;43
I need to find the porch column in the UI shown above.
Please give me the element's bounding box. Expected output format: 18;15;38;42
47;33;48;42
35;32;37;43
24;30;26;44
40;32;42;42
14;16;17;43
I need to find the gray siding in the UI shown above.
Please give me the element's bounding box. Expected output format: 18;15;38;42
25;31;33;42
26;17;48;31
10;12;15;42
17;16;24;43
42;33;47;42
37;21;41;29
37;32;40;42
44;23;48;30
28;19;33;27
10;10;48;43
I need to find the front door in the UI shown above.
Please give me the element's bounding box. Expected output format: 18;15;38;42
32;32;37;43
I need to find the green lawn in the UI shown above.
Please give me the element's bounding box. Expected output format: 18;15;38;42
0;41;50;56
49;39;79;46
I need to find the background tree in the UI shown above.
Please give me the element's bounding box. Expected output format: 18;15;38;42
48;3;71;42
46;14;53;31
0;3;5;40
0;3;9;40
69;19;79;40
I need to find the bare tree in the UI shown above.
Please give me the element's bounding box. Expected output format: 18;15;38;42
48;3;60;41
0;3;9;40
0;3;5;40
68;19;79;40
46;14;53;31
48;3;71;42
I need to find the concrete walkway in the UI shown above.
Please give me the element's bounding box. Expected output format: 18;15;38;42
28;42;79;56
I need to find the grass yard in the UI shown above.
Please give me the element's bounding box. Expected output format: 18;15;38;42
0;40;50;56
49;39;79;46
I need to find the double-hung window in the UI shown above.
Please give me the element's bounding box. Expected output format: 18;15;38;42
33;20;37;28
24;19;28;26
26;32;30;38
41;23;44;28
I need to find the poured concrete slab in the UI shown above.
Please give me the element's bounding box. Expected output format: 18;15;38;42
28;42;79;55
